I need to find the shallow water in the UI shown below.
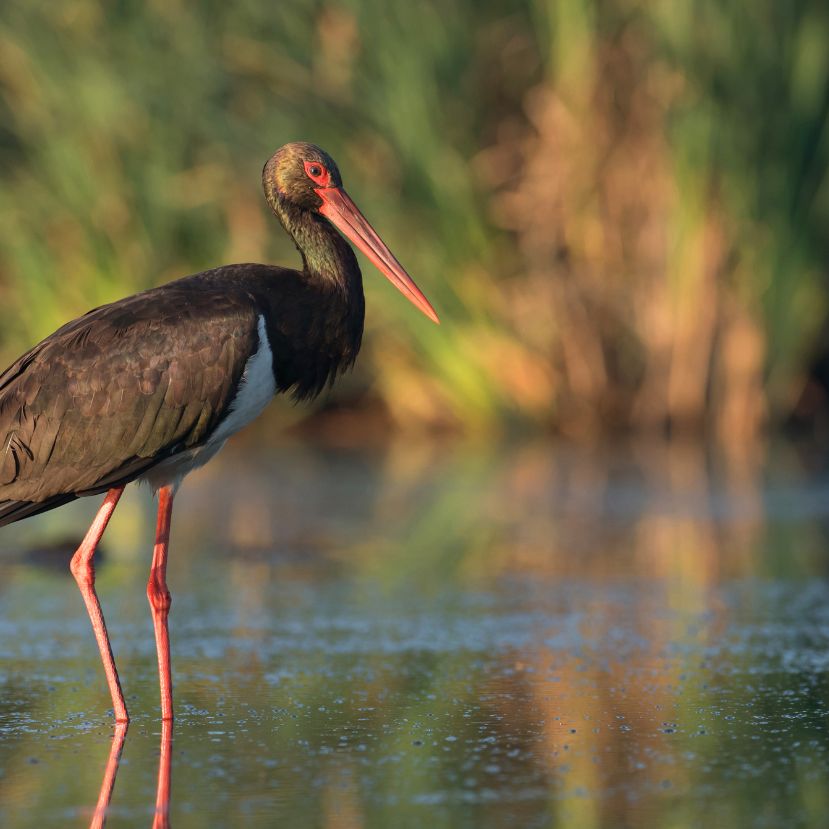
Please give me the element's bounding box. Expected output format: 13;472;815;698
1;437;828;827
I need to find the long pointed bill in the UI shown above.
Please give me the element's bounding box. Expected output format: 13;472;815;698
316;187;440;324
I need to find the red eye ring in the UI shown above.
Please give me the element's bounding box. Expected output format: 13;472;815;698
304;160;331;186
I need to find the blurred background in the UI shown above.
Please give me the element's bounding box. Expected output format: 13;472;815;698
1;0;827;443
2;3;829;827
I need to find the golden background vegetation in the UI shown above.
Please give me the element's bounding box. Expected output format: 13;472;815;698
0;0;827;440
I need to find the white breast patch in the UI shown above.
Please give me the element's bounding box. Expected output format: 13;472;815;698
140;315;276;492
210;315;276;444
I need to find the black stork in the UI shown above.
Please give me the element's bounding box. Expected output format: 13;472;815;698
0;142;438;722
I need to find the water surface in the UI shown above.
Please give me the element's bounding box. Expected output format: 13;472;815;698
1;438;828;827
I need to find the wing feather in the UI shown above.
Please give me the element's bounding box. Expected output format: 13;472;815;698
0;281;262;524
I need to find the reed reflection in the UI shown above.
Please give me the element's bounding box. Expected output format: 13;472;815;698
1;437;828;827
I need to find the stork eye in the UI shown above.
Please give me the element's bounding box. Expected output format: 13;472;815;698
304;160;330;185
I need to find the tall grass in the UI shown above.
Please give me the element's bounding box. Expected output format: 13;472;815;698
0;0;826;437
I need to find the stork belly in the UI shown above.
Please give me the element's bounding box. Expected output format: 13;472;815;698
140;315;275;492
140;440;227;492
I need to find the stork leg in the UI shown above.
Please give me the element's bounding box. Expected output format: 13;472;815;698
147;485;175;720
69;486;128;723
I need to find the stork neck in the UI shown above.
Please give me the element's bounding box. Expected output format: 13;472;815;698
261;190;366;400
270;194;362;294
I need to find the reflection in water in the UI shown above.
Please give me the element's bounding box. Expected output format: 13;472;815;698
88;721;171;829
89;721;126;829
153;720;172;829
0;436;829;827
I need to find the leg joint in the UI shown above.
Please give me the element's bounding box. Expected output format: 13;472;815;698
69;552;94;585
147;578;172;613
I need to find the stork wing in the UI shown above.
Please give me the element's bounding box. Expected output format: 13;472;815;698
0;279;261;526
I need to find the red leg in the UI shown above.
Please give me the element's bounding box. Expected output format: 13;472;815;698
147;485;175;721
70;487;128;723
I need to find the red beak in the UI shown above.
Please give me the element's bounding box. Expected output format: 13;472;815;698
316;187;440;324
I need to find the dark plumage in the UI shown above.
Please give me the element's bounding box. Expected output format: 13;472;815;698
0;262;363;525
0;141;437;722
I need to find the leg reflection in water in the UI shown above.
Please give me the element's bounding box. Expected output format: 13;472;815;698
89;721;127;829
153;719;173;829
88;719;172;828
